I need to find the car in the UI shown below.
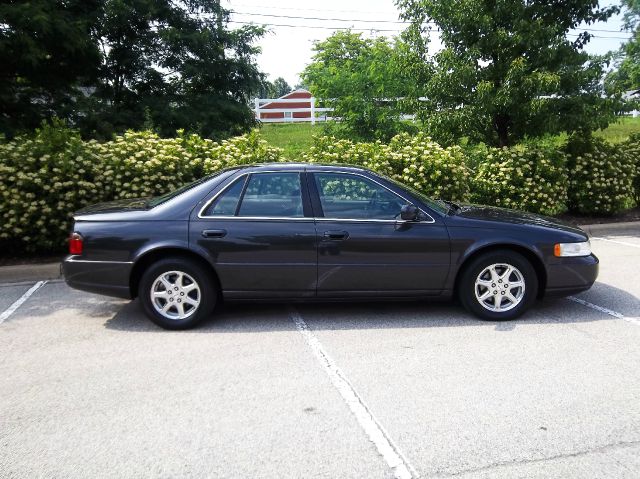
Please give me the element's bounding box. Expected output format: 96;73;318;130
62;163;598;330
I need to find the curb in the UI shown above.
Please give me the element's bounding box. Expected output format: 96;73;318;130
0;262;62;285
578;221;640;236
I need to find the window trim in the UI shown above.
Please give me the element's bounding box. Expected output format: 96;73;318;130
311;172;435;224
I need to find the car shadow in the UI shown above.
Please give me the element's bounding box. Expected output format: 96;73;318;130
103;280;640;334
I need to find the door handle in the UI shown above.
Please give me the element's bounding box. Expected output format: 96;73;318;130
202;229;227;238
323;230;349;240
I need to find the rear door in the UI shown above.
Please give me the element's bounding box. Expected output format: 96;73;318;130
190;171;317;298
310;171;450;297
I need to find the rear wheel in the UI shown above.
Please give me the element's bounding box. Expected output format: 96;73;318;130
139;257;217;330
458;250;538;321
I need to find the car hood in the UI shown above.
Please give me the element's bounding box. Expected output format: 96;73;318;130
454;204;585;235
75;197;151;215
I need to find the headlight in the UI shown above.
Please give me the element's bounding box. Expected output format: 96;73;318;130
554;240;591;257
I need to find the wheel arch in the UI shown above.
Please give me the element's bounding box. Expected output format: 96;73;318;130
129;246;222;299
453;243;547;299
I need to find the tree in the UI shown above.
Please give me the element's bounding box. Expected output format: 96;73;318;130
83;0;265;139
605;0;640;94
302;31;413;142
396;0;621;146
270;77;292;97
0;0;102;137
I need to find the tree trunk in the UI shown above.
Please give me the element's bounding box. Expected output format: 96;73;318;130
493;113;510;147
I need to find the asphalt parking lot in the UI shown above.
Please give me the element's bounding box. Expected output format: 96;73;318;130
1;227;640;479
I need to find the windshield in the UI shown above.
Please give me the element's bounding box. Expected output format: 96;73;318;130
380;175;450;215
146;168;238;208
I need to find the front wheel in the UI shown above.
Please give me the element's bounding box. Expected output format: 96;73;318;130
458;251;538;321
139;257;217;330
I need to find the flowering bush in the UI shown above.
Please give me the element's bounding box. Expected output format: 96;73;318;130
471;143;569;216
0;124;282;253
622;133;640;205
303;133;471;201
564;136;636;215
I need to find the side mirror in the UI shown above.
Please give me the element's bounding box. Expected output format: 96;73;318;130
400;204;419;221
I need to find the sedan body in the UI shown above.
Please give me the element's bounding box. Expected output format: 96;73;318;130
63;163;598;329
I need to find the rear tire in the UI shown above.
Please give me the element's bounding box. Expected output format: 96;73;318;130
139;257;217;330
458;250;538;321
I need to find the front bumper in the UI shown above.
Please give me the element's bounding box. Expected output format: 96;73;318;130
62;256;133;299
544;253;599;297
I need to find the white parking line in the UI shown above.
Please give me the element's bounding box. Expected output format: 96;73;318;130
592;237;640;249
568;296;640;326
289;308;415;479
0;281;47;325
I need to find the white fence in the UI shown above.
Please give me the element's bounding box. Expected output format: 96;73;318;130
253;97;334;125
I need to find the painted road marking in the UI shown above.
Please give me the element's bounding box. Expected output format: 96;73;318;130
592;237;640;249
568;296;640;326
0;281;47;325
289;308;415;479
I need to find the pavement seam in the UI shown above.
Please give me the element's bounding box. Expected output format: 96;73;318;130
567;296;640;327
0;280;47;325
289;307;416;479
429;438;640;478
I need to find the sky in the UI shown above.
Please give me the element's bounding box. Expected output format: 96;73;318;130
224;0;631;88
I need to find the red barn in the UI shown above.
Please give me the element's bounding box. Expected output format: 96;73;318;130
256;89;313;122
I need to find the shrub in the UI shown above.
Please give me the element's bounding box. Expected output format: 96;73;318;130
564;135;636;215
471;143;569;216
0;124;282;254
622;133;640;205
301;136;394;176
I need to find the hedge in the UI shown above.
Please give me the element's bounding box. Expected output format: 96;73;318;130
1;123;638;255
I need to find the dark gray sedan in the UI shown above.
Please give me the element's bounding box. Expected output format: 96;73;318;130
63;163;598;329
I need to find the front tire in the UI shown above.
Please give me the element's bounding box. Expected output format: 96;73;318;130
458;250;538;321
139;257;217;330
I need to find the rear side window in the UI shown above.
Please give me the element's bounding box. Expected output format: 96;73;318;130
202;177;245;216
238;173;303;217
202;172;304;218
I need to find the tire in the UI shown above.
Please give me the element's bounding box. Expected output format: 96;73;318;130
138;257;217;330
458;250;538;321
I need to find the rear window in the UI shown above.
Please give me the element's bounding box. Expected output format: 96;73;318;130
147;168;239;208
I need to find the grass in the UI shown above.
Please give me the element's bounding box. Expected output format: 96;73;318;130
258;123;320;159
258;117;640;155
596;116;640;143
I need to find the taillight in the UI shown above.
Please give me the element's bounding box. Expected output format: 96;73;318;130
69;232;83;255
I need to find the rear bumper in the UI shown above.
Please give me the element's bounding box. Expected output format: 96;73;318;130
544;254;599;297
62;256;133;299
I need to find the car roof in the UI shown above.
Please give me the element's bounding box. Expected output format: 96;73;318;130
236;162;373;174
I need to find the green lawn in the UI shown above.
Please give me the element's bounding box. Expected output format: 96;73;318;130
596;116;640;143
258;123;320;159
258;117;640;155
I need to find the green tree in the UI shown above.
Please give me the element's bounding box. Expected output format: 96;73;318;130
302;31;414;142
0;0;102;137
269;77;292;97
396;0;621;146
606;0;640;94
83;0;265;140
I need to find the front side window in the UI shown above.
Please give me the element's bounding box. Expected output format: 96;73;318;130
314;173;406;220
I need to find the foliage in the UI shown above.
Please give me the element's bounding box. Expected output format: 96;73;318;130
622;133;640;205
0;0;102;137
302;31;414;142
260;77;293;99
564;135;636;215
0;0;265;140
396;0;621;147
471;144;569;216
605;0;640;95
0;123;282;253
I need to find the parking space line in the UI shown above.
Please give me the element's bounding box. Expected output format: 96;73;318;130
0;281;47;325
591;237;640;249
568;296;640;326
289;308;415;479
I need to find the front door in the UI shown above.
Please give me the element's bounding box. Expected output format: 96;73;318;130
310;172;450;297
191;171;317;298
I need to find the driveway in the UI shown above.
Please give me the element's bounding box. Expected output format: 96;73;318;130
1;228;640;478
